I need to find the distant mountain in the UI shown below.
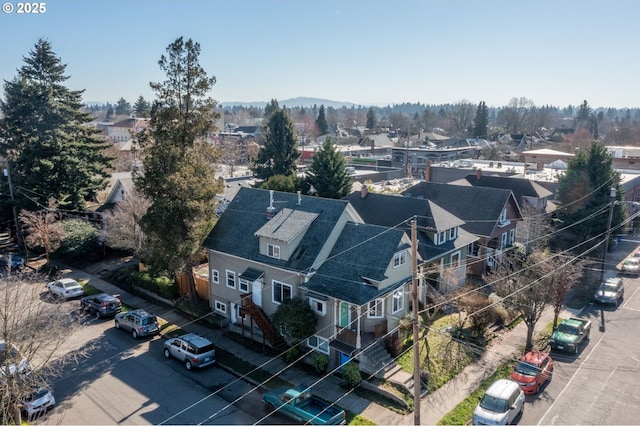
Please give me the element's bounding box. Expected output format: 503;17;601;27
221;97;359;109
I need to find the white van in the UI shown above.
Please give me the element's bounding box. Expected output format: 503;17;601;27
473;379;524;425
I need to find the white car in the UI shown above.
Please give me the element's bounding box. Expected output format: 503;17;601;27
0;341;32;378
473;379;524;425
22;387;55;419
47;278;84;299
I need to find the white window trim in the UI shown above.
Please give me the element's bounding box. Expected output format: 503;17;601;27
509;228;515;244
214;300;227;315
392;289;404;314
439;231;446;244
451;250;461;267
267;243;281;259
226;270;236;289
309;297;327;317
449;227;456;239
393;251;406;268
307;335;330;355
368;298;384;318
212;269;219;284
501;232;507;249
239;278;249;293
272;280;293;305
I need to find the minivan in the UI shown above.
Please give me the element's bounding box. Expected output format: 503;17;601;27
473;379;524;425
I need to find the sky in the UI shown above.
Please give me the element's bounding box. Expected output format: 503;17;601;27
1;0;639;109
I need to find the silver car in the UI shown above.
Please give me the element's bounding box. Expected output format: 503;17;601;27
22;387;55;419
114;309;160;339
163;333;216;370
620;258;640;276
594;277;624;305
47;278;85;299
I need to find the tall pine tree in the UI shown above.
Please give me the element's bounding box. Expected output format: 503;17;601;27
134;37;223;283
133;95;150;117
316;104;329;135
0;39;112;210
252;108;300;180
305;137;352;199
473;101;489;138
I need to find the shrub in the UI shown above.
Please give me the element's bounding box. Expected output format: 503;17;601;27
284;347;299;364
313;354;329;374
342;362;362;388
132;271;177;300
56;218;100;259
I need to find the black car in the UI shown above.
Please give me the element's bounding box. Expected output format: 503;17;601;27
80;293;122;318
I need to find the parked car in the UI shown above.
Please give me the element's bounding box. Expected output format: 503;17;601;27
473;379;524;425
80;293;122;318
163;333;216;370
0;341;32;378
509;351;553;394
47;278;84;299
594;277;624;306
22;387;55;419
114;309;160;339
0;253;25;270
620;258;640;276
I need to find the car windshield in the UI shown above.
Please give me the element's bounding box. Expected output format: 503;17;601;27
141;316;156;325
601;284;619;292
64;282;78;288
514;361;538;376
624;260;638;266
479;394;507;413
557;323;576;333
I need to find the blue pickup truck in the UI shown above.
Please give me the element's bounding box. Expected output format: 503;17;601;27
262;386;346;425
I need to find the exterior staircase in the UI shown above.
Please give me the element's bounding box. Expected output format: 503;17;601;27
240;294;287;351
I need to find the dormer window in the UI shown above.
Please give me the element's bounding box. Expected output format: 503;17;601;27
267;243;280;259
449;227;457;239
393;251;407;268
438;231;446;245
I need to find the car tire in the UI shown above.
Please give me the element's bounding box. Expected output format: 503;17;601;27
95;310;101;320
264;403;275;413
114;320;120;329
132;329;138;339
185;360;193;370
164;348;171;358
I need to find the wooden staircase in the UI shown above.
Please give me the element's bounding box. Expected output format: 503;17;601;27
240;294;287;351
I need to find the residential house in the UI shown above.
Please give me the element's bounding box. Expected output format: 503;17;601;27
402;181;523;275
346;186;478;292
203;187;418;375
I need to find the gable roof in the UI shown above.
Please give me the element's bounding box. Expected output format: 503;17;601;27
345;190;477;262
401;181;520;237
457;174;553;201
203;187;350;272
304;222;408;305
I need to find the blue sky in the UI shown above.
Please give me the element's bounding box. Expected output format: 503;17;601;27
1;0;638;108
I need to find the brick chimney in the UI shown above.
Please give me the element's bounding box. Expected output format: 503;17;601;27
360;185;368;199
424;160;432;182
476;168;482;180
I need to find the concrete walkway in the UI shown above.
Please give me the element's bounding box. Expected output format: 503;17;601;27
55;261;588;425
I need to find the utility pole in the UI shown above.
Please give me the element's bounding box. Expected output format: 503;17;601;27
411;219;421;425
599;187;617;283
4;159;22;249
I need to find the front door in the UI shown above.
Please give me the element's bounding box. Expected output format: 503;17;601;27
339;302;350;328
252;280;263;307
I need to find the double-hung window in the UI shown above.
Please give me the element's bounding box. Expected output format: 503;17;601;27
309;297;326;316
211;269;219;284
307;335;329;354
392;289;404;313
267;243;280;259
239;278;249;293
393;251;406;268
226;270;236;289
368;298;384;318
272;280;292;304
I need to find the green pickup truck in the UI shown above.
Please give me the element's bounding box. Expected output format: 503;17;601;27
262;386;346;425
549;317;591;354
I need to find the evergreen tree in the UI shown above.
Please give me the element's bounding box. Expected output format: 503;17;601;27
115;97;132;115
575;100;591;125
316;104;329;135
305;137;352;199
106;102;114;119
0;39;112;210
252;108;300;180
134;37;223;283
133;95;150;117
556;141;624;243
264;98;279;120
473;101;489;138
366;107;377;130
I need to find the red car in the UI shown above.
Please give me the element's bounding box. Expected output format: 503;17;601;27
510;351;553;394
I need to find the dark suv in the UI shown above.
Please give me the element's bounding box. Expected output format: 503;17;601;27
114;309;160;338
80;293;122;318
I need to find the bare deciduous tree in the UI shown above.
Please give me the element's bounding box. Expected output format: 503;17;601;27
449;100;475;136
500;97;534;134
103;189;151;257
19;198;64;265
0;271;82;423
548;256;584;328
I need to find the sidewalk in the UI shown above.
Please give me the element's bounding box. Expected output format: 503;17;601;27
56;262;587;425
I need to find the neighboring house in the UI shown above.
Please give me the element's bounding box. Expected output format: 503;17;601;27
451;172;555;213
203;187;418;376
94;172;134;212
402;181;523;275
358;134;394;149
346;186;478;292
107;117;150;142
